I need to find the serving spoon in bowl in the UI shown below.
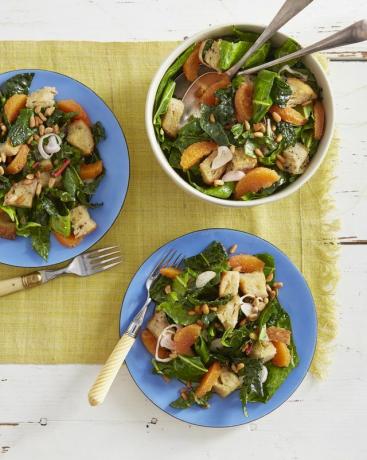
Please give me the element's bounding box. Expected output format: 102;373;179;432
177;0;315;121
178;12;367;124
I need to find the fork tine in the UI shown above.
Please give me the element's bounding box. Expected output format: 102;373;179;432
87;250;121;262
84;246;119;258
89;260;121;274
150;249;176;278
90;255;122;267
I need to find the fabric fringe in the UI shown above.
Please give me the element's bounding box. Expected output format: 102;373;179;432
310;134;340;378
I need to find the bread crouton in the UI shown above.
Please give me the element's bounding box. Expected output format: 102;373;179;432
282;142;309;175
199;39;222;71
267;326;291;345
199;151;226;185
161;98;184;138
0;210;16;240
286;77;317;108
239;271;267;298
213;368;240;397
26;86;57;109
147;311;170;339
226;147;257;172
219;270;240;297
67;120;94;155
250;341;277;363
217;294;241;330
3;178;38;208
70;206;97;238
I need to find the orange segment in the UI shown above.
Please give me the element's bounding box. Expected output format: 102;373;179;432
180;140;217;170
174;324;202;356
229;254;265;273
183;43;202;82
195;361;221;398
234;81;253;122
234;167;280;199
313;100;325;140
141;329;170;359
54;232;83;248
159;266;182;279
271;341;291;367
79;161;103;180
270;105;306;126
57;99;91;126
4;94;27;123
201;75;231;106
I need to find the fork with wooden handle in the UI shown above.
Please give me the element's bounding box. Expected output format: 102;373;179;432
88;248;184;406
0;246;121;297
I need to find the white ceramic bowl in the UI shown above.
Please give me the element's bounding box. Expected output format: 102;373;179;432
145;24;334;207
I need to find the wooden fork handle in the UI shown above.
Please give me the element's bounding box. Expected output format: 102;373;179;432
88;333;135;406
0;272;43;297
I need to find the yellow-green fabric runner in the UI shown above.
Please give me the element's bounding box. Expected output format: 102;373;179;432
0;42;338;376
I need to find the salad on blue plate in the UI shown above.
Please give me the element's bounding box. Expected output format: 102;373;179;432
141;241;298;415
0;73;106;259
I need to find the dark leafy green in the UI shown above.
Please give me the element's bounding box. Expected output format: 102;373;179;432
0;73;34;99
157;299;200;325
277;121;298;148
173;118;209;153
92;121;106;144
46;109;77;127
8;108;34;146
239;359;264;415
195;336;211;365
152;355;207;382
252;70;277;123
185;241;228;272
30;227;50;260
221;325;249;349
271;76;292;107
170;389;211;409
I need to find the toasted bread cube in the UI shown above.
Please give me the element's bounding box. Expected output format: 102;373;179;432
161;98;184;139
226;147;257;172
3;178;38;208
250;341;277;363
0;210;16;240
217;294;241;330
286;77;317;108
26;86;57;108
70;205;97;238
239;271;267;298
200;39;221;71
282;142;309;175
147;311;170;339
199;151;226;185
213;368;240;398
67;120;94;155
219;270;240;297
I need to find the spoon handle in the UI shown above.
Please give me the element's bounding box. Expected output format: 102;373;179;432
227;0;314;78
240;19;367;75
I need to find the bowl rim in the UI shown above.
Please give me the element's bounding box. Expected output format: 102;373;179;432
145;23;335;208
119;227;318;427
0;68;130;269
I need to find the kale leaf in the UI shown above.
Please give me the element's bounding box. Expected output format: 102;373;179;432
271;76;292;108
153;355;207;382
92;121;106;145
30;226;50;260
46;109;77;127
170;388;211;409
173;118;209;152
277;121;298;148
184;241;229;272
8;108;34;145
0;73;34;98
239;359;264;415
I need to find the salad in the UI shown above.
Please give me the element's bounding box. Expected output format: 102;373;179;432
153;28;325;201
0;73;106;259
141;241;298;415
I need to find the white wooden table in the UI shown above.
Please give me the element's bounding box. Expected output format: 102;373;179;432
1;1;366;458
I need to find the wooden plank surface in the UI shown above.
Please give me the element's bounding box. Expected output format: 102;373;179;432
0;0;366;458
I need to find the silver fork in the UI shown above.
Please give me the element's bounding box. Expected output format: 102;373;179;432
0;246;121;298
88;248;185;406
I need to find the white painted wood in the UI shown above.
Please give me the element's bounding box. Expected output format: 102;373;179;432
0;1;366;459
1;0;367;54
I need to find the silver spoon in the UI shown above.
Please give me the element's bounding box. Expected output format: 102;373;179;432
238;19;367;75
178;0;314;122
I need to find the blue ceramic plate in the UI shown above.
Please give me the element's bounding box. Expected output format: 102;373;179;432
120;229;317;427
0;69;129;268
